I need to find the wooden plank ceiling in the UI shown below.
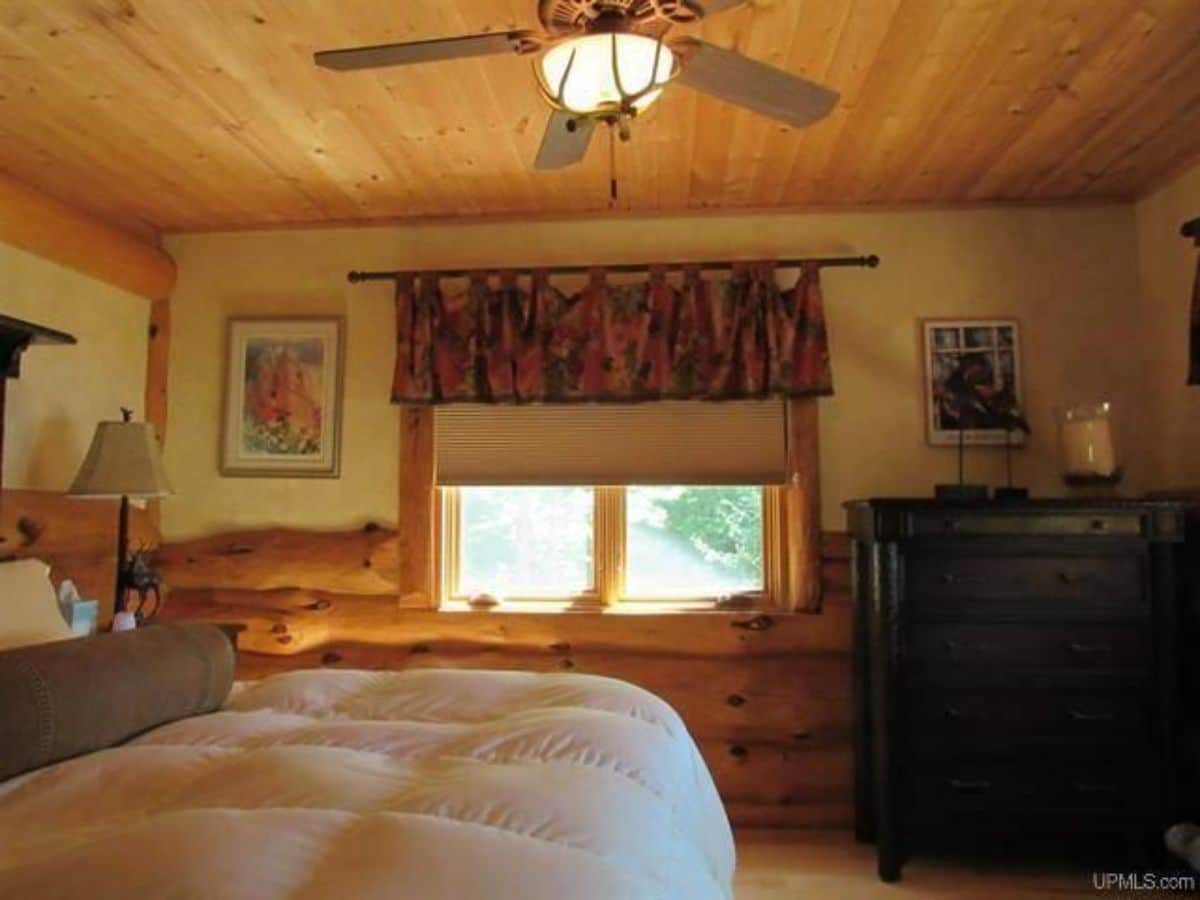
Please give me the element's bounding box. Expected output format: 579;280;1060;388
0;0;1198;234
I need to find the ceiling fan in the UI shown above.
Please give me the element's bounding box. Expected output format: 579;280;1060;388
314;0;838;171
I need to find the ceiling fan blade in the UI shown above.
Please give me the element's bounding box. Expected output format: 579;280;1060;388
534;112;596;170
315;31;534;71
673;38;838;128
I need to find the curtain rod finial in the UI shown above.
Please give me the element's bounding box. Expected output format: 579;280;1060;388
347;271;363;283
865;254;880;268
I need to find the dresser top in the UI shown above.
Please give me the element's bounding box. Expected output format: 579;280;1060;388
844;498;1188;511
846;497;1188;542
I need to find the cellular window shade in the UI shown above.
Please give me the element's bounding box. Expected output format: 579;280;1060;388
435;400;787;486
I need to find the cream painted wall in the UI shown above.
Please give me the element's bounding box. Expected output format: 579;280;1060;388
1135;162;1200;489
163;204;1147;537
0;242;148;490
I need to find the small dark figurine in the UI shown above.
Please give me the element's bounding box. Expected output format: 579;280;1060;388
936;354;1031;501
991;396;1032;500
119;545;163;624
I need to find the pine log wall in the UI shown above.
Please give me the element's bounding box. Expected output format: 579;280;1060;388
153;524;854;829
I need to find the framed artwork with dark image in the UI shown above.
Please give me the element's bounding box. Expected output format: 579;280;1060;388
923;318;1024;447
220;317;345;477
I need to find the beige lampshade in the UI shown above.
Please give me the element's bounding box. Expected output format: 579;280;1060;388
68;419;173;499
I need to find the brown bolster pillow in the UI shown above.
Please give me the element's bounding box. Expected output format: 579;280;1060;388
0;623;234;781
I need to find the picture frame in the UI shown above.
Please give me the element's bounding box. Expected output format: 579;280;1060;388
220;316;345;477
922;318;1024;447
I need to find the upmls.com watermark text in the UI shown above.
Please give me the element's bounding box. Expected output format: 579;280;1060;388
1092;871;1197;892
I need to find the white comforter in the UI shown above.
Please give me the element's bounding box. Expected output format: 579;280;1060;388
0;668;734;899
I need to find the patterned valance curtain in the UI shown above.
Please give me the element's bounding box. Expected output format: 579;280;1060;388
391;262;833;404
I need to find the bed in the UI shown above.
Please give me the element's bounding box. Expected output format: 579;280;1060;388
0;665;735;899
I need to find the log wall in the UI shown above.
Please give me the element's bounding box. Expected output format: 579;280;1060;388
158;526;854;828
1;489;155;616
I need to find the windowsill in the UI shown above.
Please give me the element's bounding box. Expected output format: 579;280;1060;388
437;599;775;615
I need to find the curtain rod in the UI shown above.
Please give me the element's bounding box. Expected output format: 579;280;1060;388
1183;218;1199;239
347;254;879;283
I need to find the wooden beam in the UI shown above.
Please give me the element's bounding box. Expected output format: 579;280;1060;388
157;525;399;595
145;299;170;443
159;587;852;659
156;523;853;614
0;171;176;300
145;298;170;532
397;406;436;608
785;398;822;613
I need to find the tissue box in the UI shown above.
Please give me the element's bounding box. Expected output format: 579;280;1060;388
64;599;99;637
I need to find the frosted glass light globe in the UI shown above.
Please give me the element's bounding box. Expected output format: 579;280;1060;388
539;33;676;115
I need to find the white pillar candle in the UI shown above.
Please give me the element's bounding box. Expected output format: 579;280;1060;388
1060;417;1118;477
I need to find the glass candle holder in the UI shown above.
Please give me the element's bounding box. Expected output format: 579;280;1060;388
1057;401;1122;487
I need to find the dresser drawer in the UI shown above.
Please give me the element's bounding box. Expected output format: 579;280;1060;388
910;762;1151;818
909;687;1147;739
909;511;1143;538
907;623;1149;669
906;553;1145;620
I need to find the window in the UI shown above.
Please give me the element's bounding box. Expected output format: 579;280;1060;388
442;484;769;606
455;487;594;598
625;486;764;598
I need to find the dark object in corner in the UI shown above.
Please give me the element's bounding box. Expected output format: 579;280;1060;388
0;623;234;781
847;498;1186;883
0;316;75;527
0;314;76;378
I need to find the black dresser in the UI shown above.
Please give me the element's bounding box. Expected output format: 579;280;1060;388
847;499;1188;882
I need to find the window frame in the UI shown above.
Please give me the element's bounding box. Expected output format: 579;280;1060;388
437;484;785;609
438;486;601;606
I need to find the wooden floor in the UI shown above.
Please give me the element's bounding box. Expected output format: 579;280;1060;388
734;829;1110;899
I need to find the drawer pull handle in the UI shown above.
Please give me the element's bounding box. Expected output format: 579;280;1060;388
941;573;957;585
1069;709;1116;723
1068;641;1111;656
1090;519;1108;532
944;706;964;721
949;778;991;793
1072;781;1118;795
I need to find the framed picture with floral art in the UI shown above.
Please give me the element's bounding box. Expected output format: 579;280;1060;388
922;318;1024;447
220;317;344;477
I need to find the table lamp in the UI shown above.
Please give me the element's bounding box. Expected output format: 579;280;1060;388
69;408;172;615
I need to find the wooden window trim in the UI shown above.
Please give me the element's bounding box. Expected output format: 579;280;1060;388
411;399;823;613
439;485;777;609
595;487;624;606
398;406;437;609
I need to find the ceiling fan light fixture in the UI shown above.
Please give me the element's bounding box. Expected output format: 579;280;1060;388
538;33;676;118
